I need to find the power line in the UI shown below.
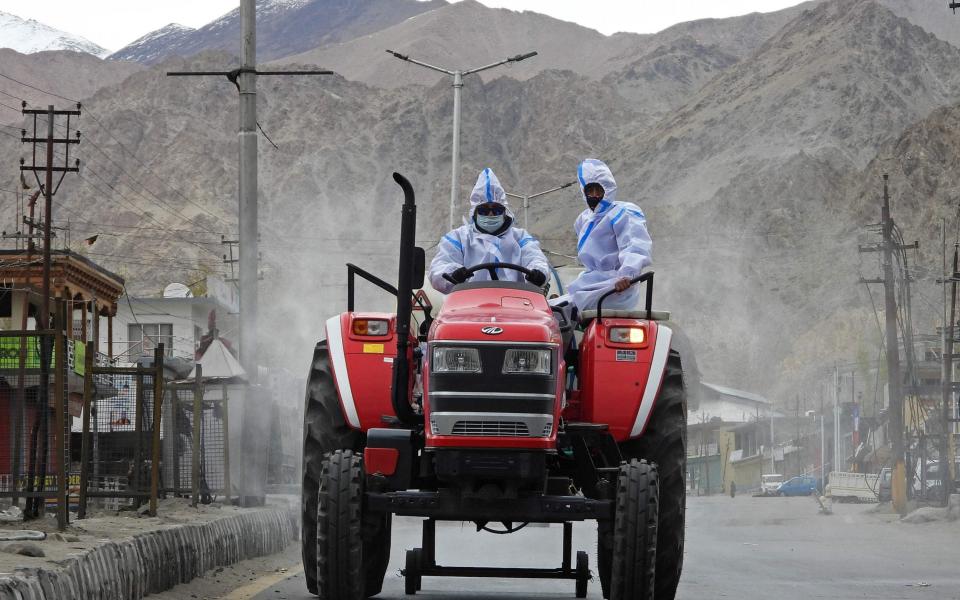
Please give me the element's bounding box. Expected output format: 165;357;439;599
0;69;230;228
41;136;229;245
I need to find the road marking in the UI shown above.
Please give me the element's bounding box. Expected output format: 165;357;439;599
222;563;304;599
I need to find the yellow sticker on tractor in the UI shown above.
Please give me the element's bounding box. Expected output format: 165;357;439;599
363;343;385;354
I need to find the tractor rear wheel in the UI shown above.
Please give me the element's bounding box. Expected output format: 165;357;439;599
316;450;389;599
599;459;659;600
302;342;364;595
620;349;687;600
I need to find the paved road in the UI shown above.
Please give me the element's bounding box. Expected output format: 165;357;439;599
154;495;960;600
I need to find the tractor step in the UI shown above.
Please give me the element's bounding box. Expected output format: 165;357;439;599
401;520;591;597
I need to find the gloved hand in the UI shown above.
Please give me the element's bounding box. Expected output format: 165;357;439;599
448;266;471;284
525;269;547;287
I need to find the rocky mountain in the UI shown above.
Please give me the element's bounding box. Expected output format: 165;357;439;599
110;24;197;65
2;0;959;397
647;1;817;60
0;49;141;125
276;0;823;92
277;0;644;87
0;10;108;57
109;0;446;65
600;36;739;121
606;0;960;394
877;0;960;49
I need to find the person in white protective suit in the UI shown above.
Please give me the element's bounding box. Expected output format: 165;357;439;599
555;158;652;311
429;168;549;294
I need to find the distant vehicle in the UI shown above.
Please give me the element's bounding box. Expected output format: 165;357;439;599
760;473;784;496
777;475;819;496
912;459;960;501
825;471;879;503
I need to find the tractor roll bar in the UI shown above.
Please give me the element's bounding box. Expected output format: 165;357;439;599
390;172;421;426
346;263;398;312
595;271;654;322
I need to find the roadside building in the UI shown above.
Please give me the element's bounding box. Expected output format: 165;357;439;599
687;382;781;495
0;248;124;498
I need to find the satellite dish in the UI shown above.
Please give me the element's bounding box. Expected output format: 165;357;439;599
163;283;194;298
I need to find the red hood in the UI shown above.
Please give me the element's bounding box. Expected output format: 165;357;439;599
429;287;560;344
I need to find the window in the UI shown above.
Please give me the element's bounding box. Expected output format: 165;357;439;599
128;323;173;357
0;288;11;330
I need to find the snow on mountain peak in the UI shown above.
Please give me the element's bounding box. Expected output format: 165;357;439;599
0;10;109;57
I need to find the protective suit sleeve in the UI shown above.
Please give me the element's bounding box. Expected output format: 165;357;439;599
516;231;549;276
609;205;652;279
429;232;466;294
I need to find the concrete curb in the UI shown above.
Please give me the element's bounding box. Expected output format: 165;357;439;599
0;508;296;600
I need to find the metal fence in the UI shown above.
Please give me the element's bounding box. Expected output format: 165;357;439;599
77;343;164;518
0;323;71;528
162;366;231;506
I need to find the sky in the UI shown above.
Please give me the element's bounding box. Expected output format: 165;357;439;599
0;0;807;53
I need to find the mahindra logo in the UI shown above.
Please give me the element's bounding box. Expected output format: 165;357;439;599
481;326;504;335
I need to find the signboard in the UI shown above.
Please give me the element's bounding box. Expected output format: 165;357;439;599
0;336;85;376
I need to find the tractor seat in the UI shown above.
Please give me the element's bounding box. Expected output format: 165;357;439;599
579;309;671;323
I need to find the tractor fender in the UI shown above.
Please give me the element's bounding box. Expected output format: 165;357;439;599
325;314;362;429
629;324;673;438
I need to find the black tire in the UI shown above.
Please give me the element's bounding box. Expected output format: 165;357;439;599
404;548;422;595
316;450;388;599
576;550;589;598
302;341;364;594
363;509;392;597
619;349;687;600
604;460;658;600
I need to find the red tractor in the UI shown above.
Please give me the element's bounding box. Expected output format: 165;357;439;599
302;173;693;599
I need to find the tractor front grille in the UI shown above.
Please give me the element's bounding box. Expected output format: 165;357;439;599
451;420;530;437
430;412;554;438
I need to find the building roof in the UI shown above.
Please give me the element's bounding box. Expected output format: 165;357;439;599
187;338;245;380
0;249;124;286
701;382;771;405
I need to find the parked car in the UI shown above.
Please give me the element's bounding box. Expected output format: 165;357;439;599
759;474;784;496
777;476;819;496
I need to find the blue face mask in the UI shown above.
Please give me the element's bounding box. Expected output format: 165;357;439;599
476;214;505;232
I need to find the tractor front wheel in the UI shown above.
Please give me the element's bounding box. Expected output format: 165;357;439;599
316;450;389;599
620;349;687;599
302;342;364;594
598;459;659;600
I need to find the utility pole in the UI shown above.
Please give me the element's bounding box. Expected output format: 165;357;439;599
386;49;538;230
858;174;918;514
939;244;958;506
168;0;332;506
770;408;776;473
18;103;80;519
834;365;841;473
505;181;576;229
221;236;239;284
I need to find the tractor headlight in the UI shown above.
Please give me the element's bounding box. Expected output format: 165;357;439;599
502;348;551;375
432;347;481;373
609;326;645;345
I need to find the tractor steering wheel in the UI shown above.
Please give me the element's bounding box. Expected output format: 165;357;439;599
442;262;534;283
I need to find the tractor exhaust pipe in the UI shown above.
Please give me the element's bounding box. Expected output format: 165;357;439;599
390;172;421;426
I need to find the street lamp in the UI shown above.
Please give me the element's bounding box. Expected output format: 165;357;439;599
505;180;577;229
386;49;538;230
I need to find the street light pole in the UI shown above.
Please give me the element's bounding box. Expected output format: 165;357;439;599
386;50;538;230
505;181;576;229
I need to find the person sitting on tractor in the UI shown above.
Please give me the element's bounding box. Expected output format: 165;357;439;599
553;158;652;311
429;167;549;293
